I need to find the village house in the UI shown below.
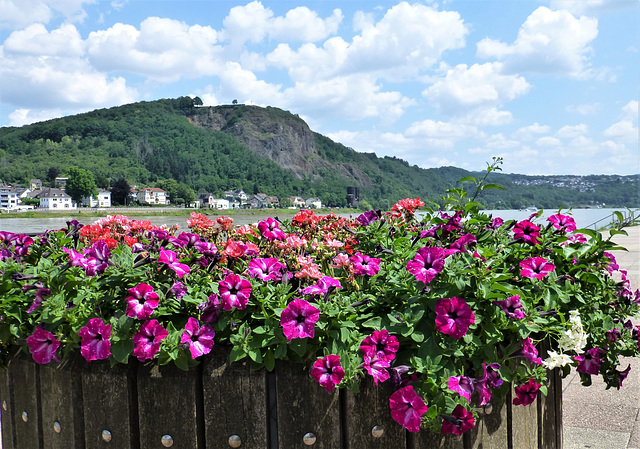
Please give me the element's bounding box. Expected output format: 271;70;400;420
54;177;68;189
224;189;247;206
137;187;168;205
211;198;230;209
29;179;42;190
305;198;322;209
82;189;112;208
288;196;305;208
35;188;76;210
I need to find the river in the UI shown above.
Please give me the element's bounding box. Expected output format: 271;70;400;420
0;208;636;235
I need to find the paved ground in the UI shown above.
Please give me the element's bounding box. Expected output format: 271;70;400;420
563;226;640;449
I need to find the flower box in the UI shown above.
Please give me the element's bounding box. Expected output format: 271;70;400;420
1;164;637;449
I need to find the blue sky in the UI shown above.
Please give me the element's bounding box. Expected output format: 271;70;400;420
1;0;638;176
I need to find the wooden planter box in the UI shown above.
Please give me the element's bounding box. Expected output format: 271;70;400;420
0;347;562;449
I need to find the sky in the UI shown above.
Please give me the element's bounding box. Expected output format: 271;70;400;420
0;0;638;176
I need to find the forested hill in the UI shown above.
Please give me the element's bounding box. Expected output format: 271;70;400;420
0;97;637;209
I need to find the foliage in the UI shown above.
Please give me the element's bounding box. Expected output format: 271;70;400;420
110;178;131;206
64;166;98;205
1;163;638;435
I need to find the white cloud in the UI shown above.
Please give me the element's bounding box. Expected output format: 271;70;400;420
548;0;638;16
423;62;530;118
3;23;84;57
536;136;562;146
477;7;598;78
566;103;601;115
621;100;638;120
8;108;62;127
0;0;94;29
603;120;637;141
556;124;589;138
512;123;551;140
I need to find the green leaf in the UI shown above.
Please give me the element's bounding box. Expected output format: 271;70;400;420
411;331;425;343
362;316;382;329
229;346;246;363
111;340;133;364
480;183;505;191
289;338;307;357
264;350;275;371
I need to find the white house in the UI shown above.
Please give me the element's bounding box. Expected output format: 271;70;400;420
211;198;230;209
305;198;322;209
289;196;305;208
137;187;168;205
0;188;22;210
82;189;112;208
36;188;76;210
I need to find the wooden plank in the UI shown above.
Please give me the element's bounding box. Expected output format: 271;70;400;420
464;400;508;449
412;428;463;448
81;360;135;449
1;366;15;449
9;351;41;449
202;347;268;448
343;377;405;449
275;360;340;449
137;361;200;449
39;354;84;449
538;369;562;449
511;387;538;449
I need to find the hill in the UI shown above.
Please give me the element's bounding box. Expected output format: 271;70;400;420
0;97;638;209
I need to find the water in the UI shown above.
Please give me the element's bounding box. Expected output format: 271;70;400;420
0;208;635;235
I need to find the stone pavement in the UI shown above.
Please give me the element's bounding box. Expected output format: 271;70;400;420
563;225;640;449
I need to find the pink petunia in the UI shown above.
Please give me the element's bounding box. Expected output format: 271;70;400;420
158;248;190;279
350;252;381;276
257;217;286;241
280;298;320;341
514;337;542;365
364;355;391;384
301;276;342;297
132;320;168;361
547;213;577;232
310;355;345;392
247;258;286;282
218;274;252;311
513;220;541;246
79;318;112;361
125;283;160;320
513;378;541;406
181;317;215;359
360;329;399;363
441;404;475;435
26;327;60;364
389;385;429;433
406;247;447;283
435;297;476;339
519;257;555;280
448;375;474;403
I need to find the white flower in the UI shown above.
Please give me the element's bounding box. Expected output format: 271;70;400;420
543;350;573;369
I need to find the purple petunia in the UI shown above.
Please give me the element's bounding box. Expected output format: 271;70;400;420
280;298;320;341
247;257;287;282
520;257;555;280
26;288;52;314
218;274;252;311
441;405;475;435
198;294;221;324
27;327;61;364
350;252;381;276
79;318;112;362
406;247;447;283
125;283;160;320
575;347;606;375
158;248;190;279
434;297;476;339
492;295;525;319
514;337;542;365
356;209;381;226
132;319;168;361
389;385;429;433
310;354;345;392
181;317;215;359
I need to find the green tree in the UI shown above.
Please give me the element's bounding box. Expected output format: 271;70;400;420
111;178;131;206
175;183;196;206
65;166;98;206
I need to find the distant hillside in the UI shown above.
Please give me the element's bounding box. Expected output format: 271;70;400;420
0;97;637;209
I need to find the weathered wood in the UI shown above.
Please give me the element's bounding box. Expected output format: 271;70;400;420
343;376;405;449
511;388;538;449
465;399;508;449
275;361;340;449
39;354;84;449
0;366;15;449
81;359;134;449
137;361;200;449
539;368;562;449
202;346;268;448
411;428;463;448
9;351;41;449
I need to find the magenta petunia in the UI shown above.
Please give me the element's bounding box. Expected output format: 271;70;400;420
449;234;477;253
26;327;60;364
280;298;320;341
492;295;525;319
448;375;474;403
360;329;399;363
406;247;447;283
26;288;52;314
514;337;542;365
301;276;342;297
158;248;190;279
218;274;252;311
198;294;221;324
310;354;345;392
513;220;541;245
389;385;429;433
79;318;112;361
132;319;168;361
364;355;391;384
435;297;476;339
258;217;286;241
575;347;606;375
125;283;160;320
441;404;475;435
520;257;555;280
547;213;577;232
247;257;286;282
181;317;215;359
513;378;541;406
350;252;381;276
